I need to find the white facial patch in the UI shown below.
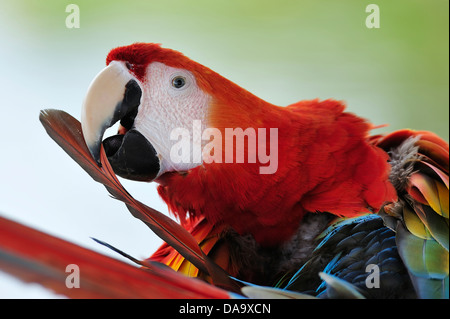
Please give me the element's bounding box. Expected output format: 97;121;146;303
133;62;211;177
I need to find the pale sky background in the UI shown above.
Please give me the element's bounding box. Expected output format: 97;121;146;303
0;1;448;298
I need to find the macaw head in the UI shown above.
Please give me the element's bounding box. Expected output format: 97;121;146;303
81;42;269;182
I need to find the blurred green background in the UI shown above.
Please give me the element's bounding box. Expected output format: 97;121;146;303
2;0;448;137
0;0;448;297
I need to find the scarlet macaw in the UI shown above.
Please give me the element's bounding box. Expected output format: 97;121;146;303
1;43;448;299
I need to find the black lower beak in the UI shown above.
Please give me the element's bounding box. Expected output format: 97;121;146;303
103;129;160;182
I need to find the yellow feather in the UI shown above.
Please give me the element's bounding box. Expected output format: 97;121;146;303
403;206;432;240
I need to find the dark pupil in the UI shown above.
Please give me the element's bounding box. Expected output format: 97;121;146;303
173;77;185;88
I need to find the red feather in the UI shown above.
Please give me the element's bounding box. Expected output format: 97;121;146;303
0;215;230;298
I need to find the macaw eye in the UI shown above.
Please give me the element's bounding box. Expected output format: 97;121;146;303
171;76;186;89
125;62;133;70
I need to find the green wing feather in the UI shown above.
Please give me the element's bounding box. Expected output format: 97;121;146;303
375;130;449;299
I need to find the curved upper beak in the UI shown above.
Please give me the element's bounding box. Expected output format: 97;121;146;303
81;61;140;163
81;61;160;181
